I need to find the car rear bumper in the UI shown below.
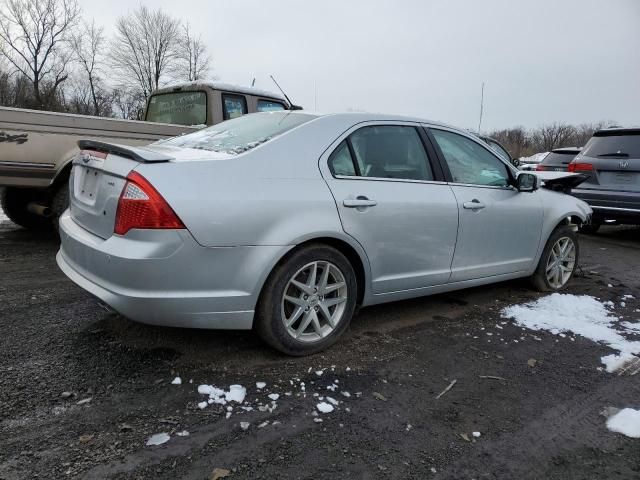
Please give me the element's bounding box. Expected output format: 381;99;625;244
56;211;290;329
571;188;640;224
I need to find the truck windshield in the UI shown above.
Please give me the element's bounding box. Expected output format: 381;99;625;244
159;111;316;154
145;91;207;126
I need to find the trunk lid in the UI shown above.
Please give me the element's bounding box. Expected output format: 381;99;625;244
69;141;174;239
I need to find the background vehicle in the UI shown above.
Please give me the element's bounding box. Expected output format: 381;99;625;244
569;127;640;233
518;151;549;170
535;147;581;172
56;112;591;355
0;81;289;230
476;134;520;167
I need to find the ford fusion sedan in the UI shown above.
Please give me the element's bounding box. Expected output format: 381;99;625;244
56;112;592;355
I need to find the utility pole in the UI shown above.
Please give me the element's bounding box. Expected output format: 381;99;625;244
477;81;485;134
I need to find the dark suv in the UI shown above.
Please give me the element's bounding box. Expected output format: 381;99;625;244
569;128;640;232
536;147;581;172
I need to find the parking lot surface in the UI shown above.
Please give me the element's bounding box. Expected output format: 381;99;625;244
1;220;639;479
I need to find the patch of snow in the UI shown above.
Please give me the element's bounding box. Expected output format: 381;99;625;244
325;396;339;406
622;295;635;300
240;421;250;430
197;401;208;410
502;294;640;372
472;431;481;438
146;432;170;446
176;430;189;437
256;382;266;389
226;385;246;403
315;370;324;376
341;391;351;398
606;408;640;438
268;393;280;401
171;377;182;385
317;402;334;413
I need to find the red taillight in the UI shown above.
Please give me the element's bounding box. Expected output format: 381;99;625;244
568;162;593;173
536;165;547;171
114;171;185;235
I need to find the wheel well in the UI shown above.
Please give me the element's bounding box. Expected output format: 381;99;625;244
557;215;585;228
51;161;73;190
275;237;366;307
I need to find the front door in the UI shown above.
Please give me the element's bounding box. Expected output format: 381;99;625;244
429;128;543;281
321;124;459;294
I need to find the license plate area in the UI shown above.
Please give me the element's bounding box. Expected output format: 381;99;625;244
75;166;102;205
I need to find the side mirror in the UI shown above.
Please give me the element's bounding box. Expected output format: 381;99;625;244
511;158;520;167
517;172;538;192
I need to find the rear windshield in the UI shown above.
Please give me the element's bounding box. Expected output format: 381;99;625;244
541;152;578;164
159;112;316;154
146;91;207;126
582;134;640;159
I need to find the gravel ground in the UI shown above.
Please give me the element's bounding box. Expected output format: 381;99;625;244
1;219;639;479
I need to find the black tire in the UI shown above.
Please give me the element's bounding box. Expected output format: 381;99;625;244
530;225;580;292
255;243;358;356
0;187;52;230
578;222;601;234
50;183;69;233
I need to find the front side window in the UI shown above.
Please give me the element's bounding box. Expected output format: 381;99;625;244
160;112;315;154
431;129;510;187
145;91;207;126
222;94;248;120
347;126;433;181
257;99;286;112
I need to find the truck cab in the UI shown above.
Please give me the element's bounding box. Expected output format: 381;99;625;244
144;81;291;127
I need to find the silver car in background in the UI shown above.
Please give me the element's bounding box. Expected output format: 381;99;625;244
57;112;592;355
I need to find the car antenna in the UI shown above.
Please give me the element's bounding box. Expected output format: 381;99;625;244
270;75;303;110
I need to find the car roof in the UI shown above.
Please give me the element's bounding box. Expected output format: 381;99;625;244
304;111;464;131
153;81;287;102
551;147;582;154
594;127;640;137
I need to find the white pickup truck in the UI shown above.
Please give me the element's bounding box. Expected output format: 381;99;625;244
0;81;291;230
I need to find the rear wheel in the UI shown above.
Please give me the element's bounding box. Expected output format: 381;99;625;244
50;183;69;233
255;244;358;356
530;225;579;292
0;187;52;230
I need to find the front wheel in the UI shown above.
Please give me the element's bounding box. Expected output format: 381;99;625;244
255;244;358;356
530;225;579;292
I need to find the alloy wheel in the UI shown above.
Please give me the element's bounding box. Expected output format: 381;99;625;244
545;236;576;289
281;261;348;343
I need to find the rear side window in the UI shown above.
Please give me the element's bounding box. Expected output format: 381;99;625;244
582;134;640;158
222;94;248;120
542;152;578;164
348;126;433;181
328;141;357;176
257;99;286;112
486;140;511;162
145;91;207;126
431;129;510;187
161;112;315;154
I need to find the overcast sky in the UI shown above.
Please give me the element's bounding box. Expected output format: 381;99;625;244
81;0;640;131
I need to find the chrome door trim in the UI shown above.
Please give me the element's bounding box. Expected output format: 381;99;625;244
592;206;640;213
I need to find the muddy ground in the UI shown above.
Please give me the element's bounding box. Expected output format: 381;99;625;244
1;220;639;480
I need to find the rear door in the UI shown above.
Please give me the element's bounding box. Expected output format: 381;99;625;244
428;127;543;282
321;122;459;294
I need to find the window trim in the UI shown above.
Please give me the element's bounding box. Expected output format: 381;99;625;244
256;98;286;112
144;89;209;125
222;93;248;120
326;123;440;183
426;126;518;189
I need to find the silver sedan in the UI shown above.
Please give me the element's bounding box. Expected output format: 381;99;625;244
57;112;592;355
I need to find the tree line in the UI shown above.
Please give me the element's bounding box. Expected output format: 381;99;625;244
0;0;211;119
486;121;614;159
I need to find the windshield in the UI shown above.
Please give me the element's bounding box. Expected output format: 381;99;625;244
582;134;640;158
159;112;316;154
146;91;207;126
541;152;578;164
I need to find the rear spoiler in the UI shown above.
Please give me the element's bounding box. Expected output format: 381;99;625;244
78;140;174;163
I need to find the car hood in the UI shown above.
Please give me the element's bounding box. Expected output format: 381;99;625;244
533;171;589;192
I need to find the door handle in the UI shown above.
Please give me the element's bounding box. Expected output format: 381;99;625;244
343;197;377;208
463;199;485;210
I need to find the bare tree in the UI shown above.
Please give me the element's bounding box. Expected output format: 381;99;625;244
111;87;145;120
71;19;108;115
173;23;211;81
531;123;577;151
110;6;180;99
0;0;80;109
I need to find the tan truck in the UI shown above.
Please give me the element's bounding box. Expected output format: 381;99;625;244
0;81;291;230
